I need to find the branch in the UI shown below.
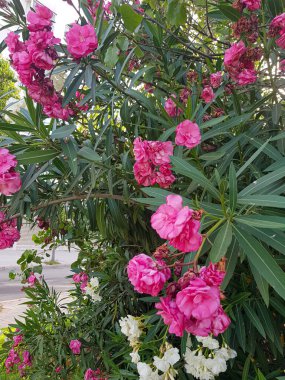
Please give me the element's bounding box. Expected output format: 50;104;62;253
1;193;134;224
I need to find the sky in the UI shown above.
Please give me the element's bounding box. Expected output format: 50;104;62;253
34;0;79;39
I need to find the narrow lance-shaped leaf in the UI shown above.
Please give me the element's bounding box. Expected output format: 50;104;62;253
234;226;285;301
209;221;233;263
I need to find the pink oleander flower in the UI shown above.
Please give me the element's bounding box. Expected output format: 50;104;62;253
0;171;22;195
80;281;88;292
85;368;106;380
169;218;202;253
0;148;17;174
151;195;193;240
180;88;191;103
148;141;173;166
201;86;215;103
133;161;156;187
27;4;53;32
85;369;96;380
199;263;225;287
280;59;285;72
155;164;176;189
73;273;82;283
237;69;257;85
31;51;54;70
81;272;89;282
210;71;223;88
12;51;32;70
23;350;32;366
55;366;62;373
66;23;98;59
186;316;213;337
69;339;81;355
224;41;246;68
155;296;187;337
127;253;171;296
164;96;183;117
176;278;220;320
241;0;261;11
175;120;201;149
276;32;285;49
27;273;37;286
133;137;150;162
13;334;23;347
5;32;24;53
211;306;231;336
0;226;20;249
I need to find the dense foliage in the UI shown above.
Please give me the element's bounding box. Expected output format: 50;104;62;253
0;56;18;111
0;0;285;379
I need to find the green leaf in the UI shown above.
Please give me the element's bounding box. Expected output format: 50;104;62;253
235;306;246;352
234;226;285;301
242;354;252;380
221;238;238;290
238;194;285;209
210;221;232;263
167;0;187;26
242;226;285;256
62;71;84;107
77;147;101;162
229;163;237;212
16;149;58;164
202;113;253;141
236;139;270;177
120;4;143;32
236;215;285;230
243;304;266;338
216;4;241;21
50;124;77;139
239;166;285;196
105;45;120;67
171;156;220;199
249;261;270;306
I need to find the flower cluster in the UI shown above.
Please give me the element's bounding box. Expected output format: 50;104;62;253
86;0;112;21
85;277;102;302
5;349;32;376
5;4;73;120
84;368;108;380
164;95;183;117
0;148;21;196
0;212;20;250
72;271;89;292
232;14;259;43
233;0;261;12
137;345;180;380
156;263;230;338
151;195;202;253
119;315;143;347
184;337;236;380
127;254;171;296
175;120;201;149
269;13;285;49
224;41;262;85
66;23;98;59
133;137;175;188
69;339;81;355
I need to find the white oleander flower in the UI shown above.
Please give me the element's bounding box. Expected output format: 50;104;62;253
196;336;219;350
137;362;162;380
130;351;140;364
85;285;102;302
119;315;142;345
215;347;237;360
154;347;180;372
184;349;215;380
89;277;99;288
204;356;227;376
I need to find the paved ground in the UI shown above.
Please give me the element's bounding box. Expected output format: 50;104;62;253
0;246;78;327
